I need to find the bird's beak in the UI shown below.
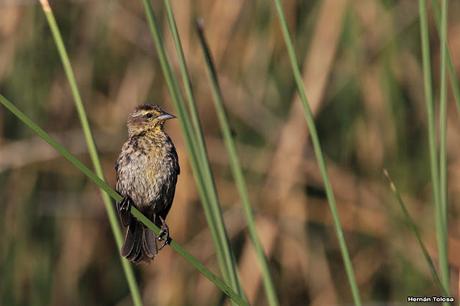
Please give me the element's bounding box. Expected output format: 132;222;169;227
157;112;176;121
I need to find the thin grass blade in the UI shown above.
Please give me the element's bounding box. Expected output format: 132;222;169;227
140;0;233;287
160;2;247;299
271;1;362;305
37;1;143;304
431;0;460;115
383;170;447;295
418;0;450;300
139;0;244;298
195;19;279;306
437;0;450;298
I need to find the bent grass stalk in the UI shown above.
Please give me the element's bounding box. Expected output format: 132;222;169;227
272;0;362;305
195;20;279;306
383;170;447;295
38;1;143;305
140;0;244;299
0;95;249;306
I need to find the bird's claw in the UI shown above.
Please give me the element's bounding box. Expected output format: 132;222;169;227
157;216;170;250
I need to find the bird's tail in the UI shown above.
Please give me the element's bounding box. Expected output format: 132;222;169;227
121;218;158;263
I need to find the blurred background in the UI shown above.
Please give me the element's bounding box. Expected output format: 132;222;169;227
1;0;460;305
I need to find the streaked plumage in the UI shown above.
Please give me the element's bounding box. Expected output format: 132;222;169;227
115;104;180;263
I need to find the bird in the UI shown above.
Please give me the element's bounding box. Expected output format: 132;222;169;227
115;104;180;264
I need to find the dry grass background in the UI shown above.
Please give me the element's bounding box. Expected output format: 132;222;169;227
1;0;460;305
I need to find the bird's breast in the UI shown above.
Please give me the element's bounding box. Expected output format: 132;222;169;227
116;144;177;208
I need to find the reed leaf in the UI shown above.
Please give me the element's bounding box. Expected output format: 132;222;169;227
431;0;460;115
272;0;362;305
38;1;143;304
195;19;279;306
383;170;447;295
140;0;245;299
437;0;450;298
418;0;450;300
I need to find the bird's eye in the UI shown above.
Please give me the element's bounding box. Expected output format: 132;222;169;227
145;113;154;119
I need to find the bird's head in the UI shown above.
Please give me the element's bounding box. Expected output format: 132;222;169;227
127;104;176;136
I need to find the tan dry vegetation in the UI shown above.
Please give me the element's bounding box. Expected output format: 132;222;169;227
1;0;460;305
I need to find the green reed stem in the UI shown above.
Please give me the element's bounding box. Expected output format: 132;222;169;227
418;0;450;300
383;170;447;295
438;0;450;298
0;94;249;306
140;0;244;298
160;3;246;300
272;1;362;305
37;2;143;305
162;0;206;171
195;20;279;306
431;0;460;115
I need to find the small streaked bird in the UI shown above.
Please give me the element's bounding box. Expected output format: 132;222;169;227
115;104;180;263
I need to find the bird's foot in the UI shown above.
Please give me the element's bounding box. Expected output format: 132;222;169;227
157;216;171;250
117;196;132;227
